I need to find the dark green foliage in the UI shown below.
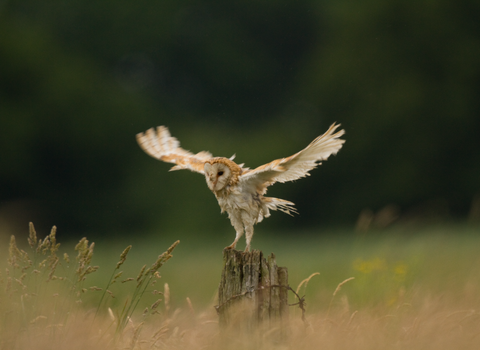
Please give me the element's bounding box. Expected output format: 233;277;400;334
1;0;479;236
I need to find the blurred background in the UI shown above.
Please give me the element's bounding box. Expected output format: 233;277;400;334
1;0;480;243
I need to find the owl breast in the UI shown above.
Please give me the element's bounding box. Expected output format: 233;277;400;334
215;188;261;215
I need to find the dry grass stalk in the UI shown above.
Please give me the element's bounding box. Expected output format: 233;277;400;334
114;241;179;335
1;223;181;350
186;297;195;317
129;321;144;349
295;272;320;298
116;245;132;269
28;222;37;248
347;310;358;327
151;298;162;312
333;277;355;297
95;244;133;321
3;224;480;350
164;283;171;317
296;272;320;292
326;277;355;319
136;265;147;283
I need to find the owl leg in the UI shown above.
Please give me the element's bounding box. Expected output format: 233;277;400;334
225;211;244;250
244;225;254;253
241;211;255;253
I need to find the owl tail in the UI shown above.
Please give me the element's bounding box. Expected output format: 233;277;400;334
258;197;298;222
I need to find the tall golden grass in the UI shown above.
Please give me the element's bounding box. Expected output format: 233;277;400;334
1;223;480;349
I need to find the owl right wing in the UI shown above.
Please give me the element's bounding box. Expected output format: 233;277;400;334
136;126;213;174
240;123;345;190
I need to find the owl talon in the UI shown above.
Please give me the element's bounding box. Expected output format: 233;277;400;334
224;244;236;250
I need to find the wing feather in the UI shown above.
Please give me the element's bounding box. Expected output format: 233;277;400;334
136;126;212;174
240;123;345;188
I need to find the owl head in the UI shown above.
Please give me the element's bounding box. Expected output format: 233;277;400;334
204;158;242;192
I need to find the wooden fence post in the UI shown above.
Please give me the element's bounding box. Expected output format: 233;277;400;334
217;249;289;330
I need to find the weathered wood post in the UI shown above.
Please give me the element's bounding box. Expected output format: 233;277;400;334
217;249;289;331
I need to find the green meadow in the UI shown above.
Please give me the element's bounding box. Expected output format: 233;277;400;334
87;223;480;310
2;222;479;349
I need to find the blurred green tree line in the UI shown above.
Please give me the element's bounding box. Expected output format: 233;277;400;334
1;0;479;237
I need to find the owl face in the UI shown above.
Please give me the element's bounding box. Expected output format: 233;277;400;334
204;161;232;192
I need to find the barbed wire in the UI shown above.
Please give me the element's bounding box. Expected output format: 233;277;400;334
214;284;306;323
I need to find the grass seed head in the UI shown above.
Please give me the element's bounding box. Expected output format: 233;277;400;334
75;237;88;254
47;257;59;281
295;272;320;297
113;271;123;282
28;222;37;248
108;307;116;321
137;265;147;282
164;283;170;315
8;235;22;268
48;226;60;255
142;307;149;316
116;245;132;269
333;277;355;296
186;297;195;316
151;299;162;311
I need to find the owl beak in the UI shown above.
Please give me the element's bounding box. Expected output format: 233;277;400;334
212;179;218;190
207;175;217;191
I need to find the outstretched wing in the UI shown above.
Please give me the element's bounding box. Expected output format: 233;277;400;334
240;123;345;189
136;126;213;174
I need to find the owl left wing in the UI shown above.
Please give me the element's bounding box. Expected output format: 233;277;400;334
136;126;212;174
240;123;345;189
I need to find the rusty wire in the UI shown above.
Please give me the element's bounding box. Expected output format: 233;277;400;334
214;284;307;323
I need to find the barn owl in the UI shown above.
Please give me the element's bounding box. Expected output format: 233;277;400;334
136;124;345;252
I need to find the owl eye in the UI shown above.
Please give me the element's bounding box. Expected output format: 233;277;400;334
217;171;224;176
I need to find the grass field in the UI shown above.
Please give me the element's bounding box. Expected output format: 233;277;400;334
1;222;480;349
